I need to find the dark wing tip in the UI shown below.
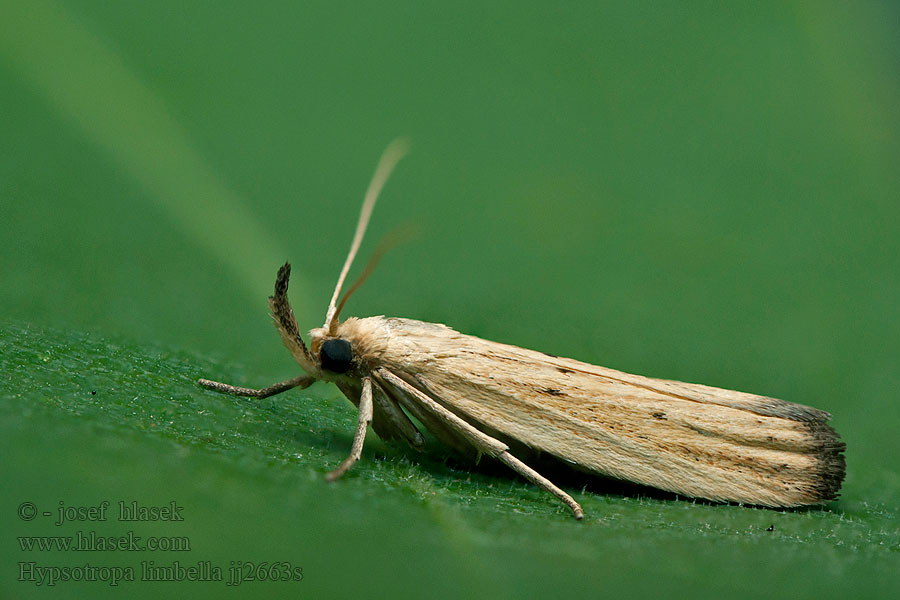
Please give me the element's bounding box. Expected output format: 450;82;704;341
807;420;846;502
760;397;832;423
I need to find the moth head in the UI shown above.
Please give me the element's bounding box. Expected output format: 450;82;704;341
307;318;385;380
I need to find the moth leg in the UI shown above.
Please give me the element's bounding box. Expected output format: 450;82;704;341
197;375;314;399
337;380;426;450
325;376;374;482
377;373;478;460
375;369;584;520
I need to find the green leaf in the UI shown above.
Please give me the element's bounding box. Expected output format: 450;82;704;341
3;323;898;599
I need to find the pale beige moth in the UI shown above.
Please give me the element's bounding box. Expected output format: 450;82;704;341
199;140;846;519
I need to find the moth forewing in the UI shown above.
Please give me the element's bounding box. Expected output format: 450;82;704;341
332;315;846;508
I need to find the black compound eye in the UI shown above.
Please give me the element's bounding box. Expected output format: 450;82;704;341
320;338;353;374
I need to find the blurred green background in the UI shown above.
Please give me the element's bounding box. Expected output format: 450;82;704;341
2;1;898;598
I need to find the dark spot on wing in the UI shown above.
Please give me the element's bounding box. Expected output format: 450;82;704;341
652;412;667;420
556;366;573;374
540;387;565;396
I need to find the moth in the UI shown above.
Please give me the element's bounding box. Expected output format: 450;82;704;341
199;140;846;519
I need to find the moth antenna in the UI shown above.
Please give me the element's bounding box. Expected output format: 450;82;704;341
324;138;411;334
332;225;418;325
